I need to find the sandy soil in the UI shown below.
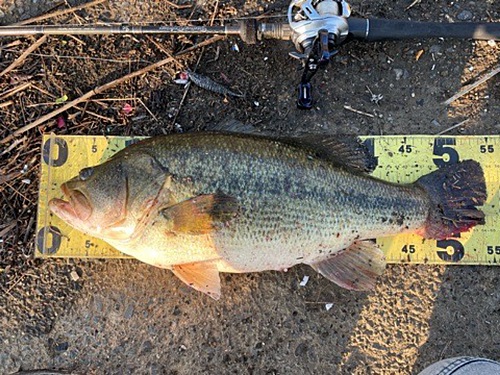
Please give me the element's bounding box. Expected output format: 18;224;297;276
0;0;499;374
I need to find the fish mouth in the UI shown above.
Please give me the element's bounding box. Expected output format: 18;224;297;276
49;183;93;222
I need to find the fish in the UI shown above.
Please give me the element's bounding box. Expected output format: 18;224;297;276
49;125;487;300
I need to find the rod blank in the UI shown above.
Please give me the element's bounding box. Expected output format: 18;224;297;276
0;24;238;36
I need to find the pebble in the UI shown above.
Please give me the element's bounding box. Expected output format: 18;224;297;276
394;69;403;80
70;270;80;281
432;119;442;127
299;276;309;287
54;342;69;352
123;303;134;319
457;10;473;21
430;45;442;54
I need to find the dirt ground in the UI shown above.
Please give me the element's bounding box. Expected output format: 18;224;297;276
0;0;499;374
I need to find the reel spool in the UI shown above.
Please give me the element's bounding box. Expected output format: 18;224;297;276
288;0;351;52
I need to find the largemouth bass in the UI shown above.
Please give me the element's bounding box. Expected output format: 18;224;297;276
49;130;487;299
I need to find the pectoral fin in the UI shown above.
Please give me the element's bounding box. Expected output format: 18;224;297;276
159;193;239;235
172;262;221;300
311;240;386;291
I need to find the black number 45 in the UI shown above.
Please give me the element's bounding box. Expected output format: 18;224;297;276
402;244;416;253
398;145;412;153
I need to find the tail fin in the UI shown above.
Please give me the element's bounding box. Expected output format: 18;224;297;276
416;160;487;239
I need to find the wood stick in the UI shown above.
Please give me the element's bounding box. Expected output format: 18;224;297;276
343;105;375;118
1;137;26;156
443;66;500;105
15;0;107;26
0;101;14;109
165;1;192;9
0;36;47;77
406;0;421;10
0;221;17;238
175;35;224;55
435;119;471;135
0;35;224;145
0;82;32;101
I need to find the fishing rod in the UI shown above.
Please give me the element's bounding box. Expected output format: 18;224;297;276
1;0;500;109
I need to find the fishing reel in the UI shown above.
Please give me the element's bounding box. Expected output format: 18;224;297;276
287;0;352;109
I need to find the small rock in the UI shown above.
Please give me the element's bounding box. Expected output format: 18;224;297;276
488;40;497;47
255;342;265;350
430;45;442;54
457;10;473;21
394;68;403;80
294;342;308;359
299;275;309;287
54;342;69;352
70;270;80;281
141;340;153;355
123;303;134;319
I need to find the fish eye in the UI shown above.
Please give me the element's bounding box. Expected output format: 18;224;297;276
79;167;94;181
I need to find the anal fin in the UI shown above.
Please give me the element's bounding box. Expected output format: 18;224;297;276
172;262;221;300
311;240;386;291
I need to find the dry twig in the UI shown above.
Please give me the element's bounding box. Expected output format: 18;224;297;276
443;66;500;105
343;105;375;118
435;119;471;135
14;0;107;26
0;82;32;101
165;1;192;9
0;36;48;77
406;0;421;10
0;101;14;109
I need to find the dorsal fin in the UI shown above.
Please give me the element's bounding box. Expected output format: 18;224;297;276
278;134;377;173
205;118;261;135
204;121;376;173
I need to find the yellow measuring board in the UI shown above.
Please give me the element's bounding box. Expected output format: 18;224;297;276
35;134;500;265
